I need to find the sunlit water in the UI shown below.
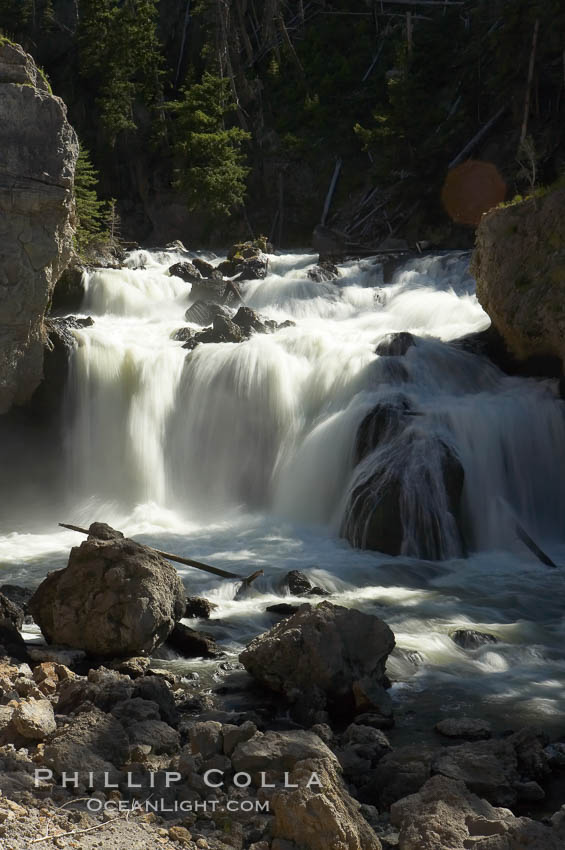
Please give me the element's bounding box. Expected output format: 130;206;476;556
1;247;565;737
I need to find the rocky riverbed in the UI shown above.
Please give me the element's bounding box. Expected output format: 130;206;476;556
0;526;564;849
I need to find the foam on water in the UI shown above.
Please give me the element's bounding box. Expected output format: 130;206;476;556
1;247;565;733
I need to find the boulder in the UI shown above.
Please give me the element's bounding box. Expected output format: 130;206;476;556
0;592;24;631
271;757;381;850
192;257;222;279
232;306;269;334
353;395;413;465
168;261;203;283
11;699;56;740
279;570;330;598
171;327;194;343
194;315;246;345
231;730;337;781
435;717;492;740
471;184;565;375
28;523;186;657
222;720;257;756
240;602;395;721
450;629;498;649
43;707;129;787
184;300;230;326
342;433;464;559
184;596;218;619
0;41;78;413
0;585;33;613
189;720;223;759
390;774;563;850
166;623;221;658
431;738;519;806
360;745;433;808
307;260;340;282
126;719;180;754
267;603;302;617
375;332;416;357
131;675;177;725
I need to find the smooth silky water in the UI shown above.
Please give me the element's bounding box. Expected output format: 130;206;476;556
1;248;565;741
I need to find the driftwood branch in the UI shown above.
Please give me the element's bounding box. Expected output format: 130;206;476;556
519;18;540;146
59;523;263;586
515;521;557;568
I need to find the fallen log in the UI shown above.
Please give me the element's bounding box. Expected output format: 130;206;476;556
58;523;264;587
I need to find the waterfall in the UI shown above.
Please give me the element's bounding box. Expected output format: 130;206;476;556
56;249;565;558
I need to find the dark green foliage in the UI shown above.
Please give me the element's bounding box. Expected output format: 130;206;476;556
78;0;163;140
167;73;250;217
73;147;107;252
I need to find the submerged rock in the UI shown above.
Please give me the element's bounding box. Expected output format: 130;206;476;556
343;433;464;559
240;602;395;722
435;717;492;740
376;331;416;357
450;629;498;649
353;394;413;465
29;523;185;657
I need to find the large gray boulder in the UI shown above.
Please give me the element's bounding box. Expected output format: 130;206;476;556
271;756;382;850
0;41;78;413
29;525;186;657
390;775;563;850
240;602;395;721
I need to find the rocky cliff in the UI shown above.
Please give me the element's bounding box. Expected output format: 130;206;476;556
0;41;78;414
471;185;565;374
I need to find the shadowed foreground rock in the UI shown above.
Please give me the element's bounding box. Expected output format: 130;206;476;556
29;523;185;656
240;602;395;722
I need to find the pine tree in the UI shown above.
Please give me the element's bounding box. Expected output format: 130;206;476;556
74;146;106;252
168;73;250;217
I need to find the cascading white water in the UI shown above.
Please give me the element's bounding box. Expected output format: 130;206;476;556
2;246;565;735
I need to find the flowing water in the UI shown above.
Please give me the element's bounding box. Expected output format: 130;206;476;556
1;248;565;738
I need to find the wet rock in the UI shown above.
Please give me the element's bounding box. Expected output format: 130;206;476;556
184;300;230;326
435;717;492;740
450;629;499;649
11;699;56;740
192;257;222;279
36;316;94;414
240;602;395;722
431;738;519;806
167;623;221;658
232;306;268;334
375;332;416;357
184;596;218;619
29;523;186;657
280;570;313;596
266;603;302;617
342;434;464;559
353;395;413;464
168;260;203;282
195;315;246;345
234;258;269;282
307;260;340;282
171;326;194;343
42;707;129;787
510;727;550;780
271;756;381;850
390;774;563;850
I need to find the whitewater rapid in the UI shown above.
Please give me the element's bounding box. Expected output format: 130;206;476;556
1;247;565;736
